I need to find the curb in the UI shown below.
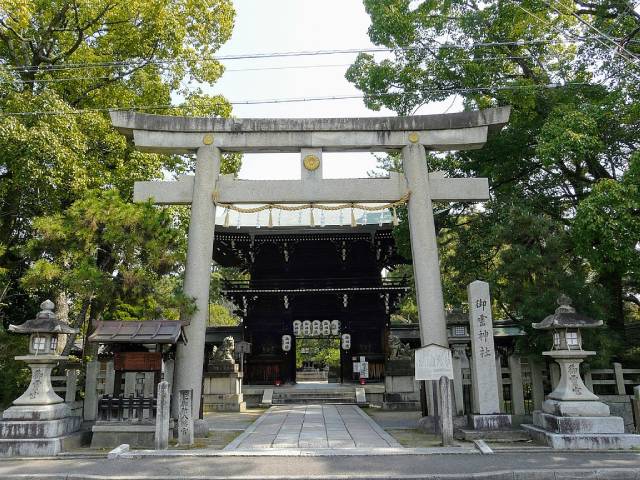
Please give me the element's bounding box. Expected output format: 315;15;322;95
0;468;639;480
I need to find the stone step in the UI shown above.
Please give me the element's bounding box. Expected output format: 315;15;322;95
273;398;357;405
272;391;359;405
456;428;532;442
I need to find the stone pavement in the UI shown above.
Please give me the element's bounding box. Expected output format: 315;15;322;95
2;451;640;479
224;405;401;450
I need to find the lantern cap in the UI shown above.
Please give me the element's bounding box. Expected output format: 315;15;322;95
8;300;78;335
532;295;602;330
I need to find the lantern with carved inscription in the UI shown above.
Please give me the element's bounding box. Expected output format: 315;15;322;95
531;295;605;414
7;300;78;407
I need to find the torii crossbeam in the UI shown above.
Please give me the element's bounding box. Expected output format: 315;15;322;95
110;107;510;418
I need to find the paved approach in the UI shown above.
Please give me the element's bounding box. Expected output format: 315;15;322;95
2;452;640;479
224;405;401;450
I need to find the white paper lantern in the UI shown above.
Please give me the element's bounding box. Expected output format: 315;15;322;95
282;335;292;352
302;320;311;336
331;320;341;336
322;320;331;335
293;320;302;336
312;320;321;336
341;333;351;350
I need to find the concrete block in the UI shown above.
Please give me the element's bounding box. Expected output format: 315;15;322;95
533;411;625;434
0;416;81;439
468;414;512;430
194;419;209;438
107;443;130;459
91;424;155;449
542;399;610;417
523;423;640;450
2;403;72;421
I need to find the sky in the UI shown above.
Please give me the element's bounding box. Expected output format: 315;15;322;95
205;0;456;181
199;1;458;227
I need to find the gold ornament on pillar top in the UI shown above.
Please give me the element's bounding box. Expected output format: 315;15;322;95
303;154;321;171
203;134;214;145
408;132;420;143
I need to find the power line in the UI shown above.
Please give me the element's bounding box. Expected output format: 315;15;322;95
0;82;593;116
0;56;542;85
0;37;621;74
549;0;640;75
515;1;640;81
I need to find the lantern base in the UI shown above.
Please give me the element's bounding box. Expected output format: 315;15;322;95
0;404;81;457
2;402;71;421
524;411;640;450
542;399;610;417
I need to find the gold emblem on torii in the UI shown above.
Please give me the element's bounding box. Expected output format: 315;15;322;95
303;154;321;171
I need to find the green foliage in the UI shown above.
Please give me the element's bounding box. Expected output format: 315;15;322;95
0;0;240;339
351;0;640;360
0;328;29;408
21;190;194;329
208;304;239;327
574;153;640;278
295;338;341;370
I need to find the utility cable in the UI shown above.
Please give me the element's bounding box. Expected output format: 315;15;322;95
0;82;593;116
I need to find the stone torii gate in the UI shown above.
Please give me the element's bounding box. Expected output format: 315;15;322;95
110;107;510;417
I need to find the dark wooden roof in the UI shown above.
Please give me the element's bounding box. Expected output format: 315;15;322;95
89;320;186;344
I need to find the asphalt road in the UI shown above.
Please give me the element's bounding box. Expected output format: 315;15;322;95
1;451;640;479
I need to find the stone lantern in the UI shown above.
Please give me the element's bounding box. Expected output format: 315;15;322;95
532;294;604;414
523;295;640;449
0;300;81;456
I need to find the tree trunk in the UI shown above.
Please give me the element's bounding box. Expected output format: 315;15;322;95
62;296;91;357
55;291;69;355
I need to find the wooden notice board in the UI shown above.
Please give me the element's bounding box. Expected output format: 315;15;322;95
114;352;162;371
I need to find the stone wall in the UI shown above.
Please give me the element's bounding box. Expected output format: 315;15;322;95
600;395;635;433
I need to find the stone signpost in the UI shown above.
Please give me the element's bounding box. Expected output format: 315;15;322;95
177;389;194;446
155;381;170;450
468;280;500;414
467;280;511;430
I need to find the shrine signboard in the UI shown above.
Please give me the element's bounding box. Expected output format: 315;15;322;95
414;344;453;381
114;352;162;371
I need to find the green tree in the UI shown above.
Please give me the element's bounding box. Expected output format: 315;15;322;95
20;190;194;351
0;0;239;328
348;0;640;357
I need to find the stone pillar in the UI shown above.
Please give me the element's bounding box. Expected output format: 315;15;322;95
155;381;170;450
104;360;115;396
177;389;194;446
143;372;155;397
496;356;504;409
163;358;175;392
402;143;447;348
633;386;640;434
173;145;220;418
65;368;78;403
614;362;626;395
529;356;546;410
508;354;525;415
124;372;136;396
467;281;500;414
439;376;454;446
451;345;467;415
550;363;560;390
83;360;99;421
583;365;593;393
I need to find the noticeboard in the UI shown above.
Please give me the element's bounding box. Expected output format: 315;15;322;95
114;352;162;371
414;344;453;381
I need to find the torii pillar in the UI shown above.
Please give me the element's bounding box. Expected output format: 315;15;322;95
109;107;511;418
